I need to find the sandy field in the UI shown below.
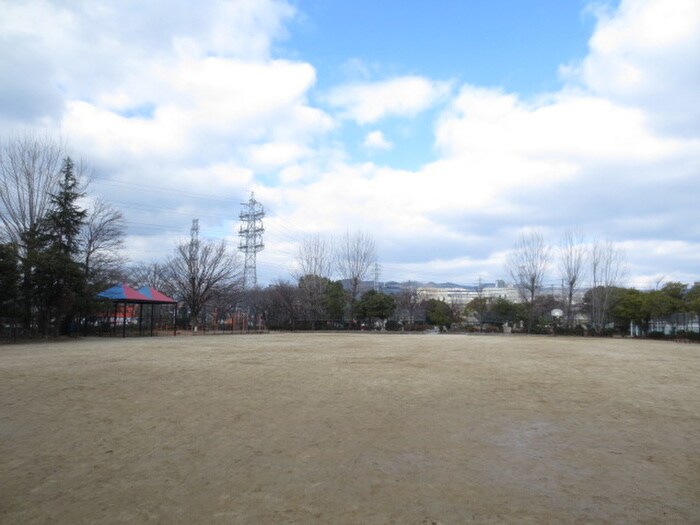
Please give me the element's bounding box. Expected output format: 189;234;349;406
1;333;699;524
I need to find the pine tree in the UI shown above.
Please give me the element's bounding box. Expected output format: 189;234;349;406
45;157;87;255
33;157;87;335
0;243;20;320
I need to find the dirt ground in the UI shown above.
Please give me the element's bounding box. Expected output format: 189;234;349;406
1;333;698;524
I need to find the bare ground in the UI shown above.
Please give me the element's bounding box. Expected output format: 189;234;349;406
1;333;698;524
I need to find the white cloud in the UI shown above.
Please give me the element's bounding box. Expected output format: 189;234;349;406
0;0;300;130
0;0;295;63
0;0;333;258
575;0;700;135
1;0;699;285
325;76;451;123
63;57;331;164
436;86;686;163
177;163;254;192
363;131;393;151
619;239;700;287
247;142;313;169
255;0;700;283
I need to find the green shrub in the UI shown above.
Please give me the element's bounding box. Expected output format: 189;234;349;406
385;320;400;331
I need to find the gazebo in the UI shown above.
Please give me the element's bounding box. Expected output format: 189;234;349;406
97;283;177;337
138;286;177;335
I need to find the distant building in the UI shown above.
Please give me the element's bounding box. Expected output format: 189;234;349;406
348;279;584;309
416;283;521;306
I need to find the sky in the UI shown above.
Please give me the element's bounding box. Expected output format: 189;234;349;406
1;0;699;288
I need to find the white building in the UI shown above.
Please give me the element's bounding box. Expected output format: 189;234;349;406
417;284;522;306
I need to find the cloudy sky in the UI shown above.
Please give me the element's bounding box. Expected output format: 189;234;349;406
1;0;698;287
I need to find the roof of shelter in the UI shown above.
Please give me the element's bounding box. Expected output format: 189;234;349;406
97;283;153;303
137;287;177;304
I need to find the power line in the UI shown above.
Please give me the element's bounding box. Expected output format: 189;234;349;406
91;176;236;204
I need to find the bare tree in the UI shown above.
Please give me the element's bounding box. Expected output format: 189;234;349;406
0;135;77;330
0;133;65;246
395;281;420;326
80;199;126;283
559;229;586;327
336;230;377;304
294;233;334;327
166;233;241;330
506;230;551;331
294;233;334;280
466;278;490;332
589;240;627;332
131;261;169;291
267;279;300;329
507;230;550;303
208;281;244;330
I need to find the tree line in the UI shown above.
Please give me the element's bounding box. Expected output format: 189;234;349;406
463;229;700;337
0;136;248;337
248;232;394;330
2;135;698;339
464;281;700;338
0;134;402;336
0;135;126;337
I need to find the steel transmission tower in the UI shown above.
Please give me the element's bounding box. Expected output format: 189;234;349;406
238;192;264;289
189;219;200;262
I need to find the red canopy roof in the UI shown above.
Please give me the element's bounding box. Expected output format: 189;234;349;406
137;287;177;304
97;283;151;303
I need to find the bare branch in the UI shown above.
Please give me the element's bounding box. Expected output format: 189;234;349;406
395;281;420;325
336;230;377;302
559;229;587;327
130;261;169;292
293;233;334;281
506;230;550;304
0;133;65;247
505;230;551;332
80;198;126;280
589;240;627;332
166;235;241;328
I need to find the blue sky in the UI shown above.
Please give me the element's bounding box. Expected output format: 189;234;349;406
291;0;594;92
1;0;698;288
291;0;598;170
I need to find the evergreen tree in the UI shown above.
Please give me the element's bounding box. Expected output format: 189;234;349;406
356;290;395;326
0;243;20;320
45;157;87;255
34;157;87;335
324;280;348;325
424;299;454;329
490;297;526;327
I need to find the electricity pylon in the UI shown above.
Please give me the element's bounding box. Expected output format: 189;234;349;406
238;192;264;289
